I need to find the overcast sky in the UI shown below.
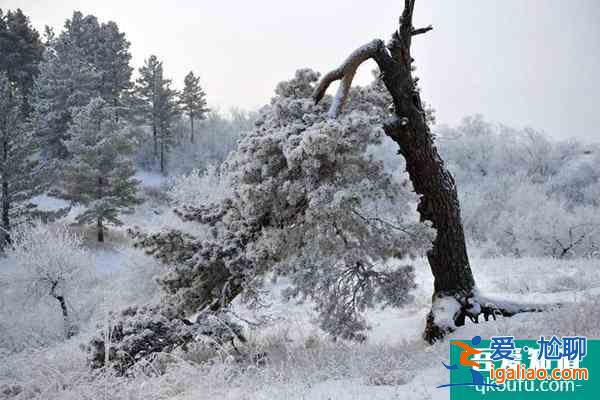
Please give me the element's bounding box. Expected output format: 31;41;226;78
2;0;599;141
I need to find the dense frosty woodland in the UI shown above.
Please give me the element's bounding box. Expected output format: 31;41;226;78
0;1;599;399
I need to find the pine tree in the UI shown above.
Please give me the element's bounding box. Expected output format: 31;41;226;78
135;55;179;174
89;70;435;371
0;8;44;114
63;12;132;117
98;21;133;116
0;73;48;249
180;71;208;143
135;55;161;157
30;46;101;159
156;76;179;174
60;98;140;242
29;12;132;159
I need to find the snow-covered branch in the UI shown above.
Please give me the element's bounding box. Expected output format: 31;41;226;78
312;39;389;118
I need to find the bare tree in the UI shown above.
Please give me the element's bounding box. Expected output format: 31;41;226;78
542;223;598;259
314;0;541;342
8;223;91;339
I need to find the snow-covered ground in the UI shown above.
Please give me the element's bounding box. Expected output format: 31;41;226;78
1;247;599;400
135;170;168;189
7;187;600;400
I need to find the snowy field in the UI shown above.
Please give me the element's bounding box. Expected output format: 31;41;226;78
1;238;598;400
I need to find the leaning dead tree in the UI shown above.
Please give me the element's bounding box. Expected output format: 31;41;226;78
314;0;542;343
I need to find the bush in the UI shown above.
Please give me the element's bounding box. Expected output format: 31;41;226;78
0;223;95;353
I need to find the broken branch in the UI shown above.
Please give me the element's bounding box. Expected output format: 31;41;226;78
313;39;389;118
412;25;433;36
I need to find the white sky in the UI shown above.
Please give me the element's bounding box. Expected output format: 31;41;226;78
2;0;599;141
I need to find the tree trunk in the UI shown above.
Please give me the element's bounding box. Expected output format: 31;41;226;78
114;96;120;123
190;115;195;144
55;294;73;337
383;112;475;342
97;218;104;242
153;122;158;158
375;19;475;343
50;282;76;339
160;139;165;174
0;138;10;250
97;176;105;243
313;0;541;343
0;183;10;250
383;114;473;290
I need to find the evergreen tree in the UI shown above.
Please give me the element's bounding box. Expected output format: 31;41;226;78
135;55;179;174
0;73;48;249
90;70;435;371
0;8;44;114
63;12;132;116
29;11;132;159
60;98;140;242
135;55;162;157
98;21;133;115
156;76;179;174
30;45;101;159
180;71;208;143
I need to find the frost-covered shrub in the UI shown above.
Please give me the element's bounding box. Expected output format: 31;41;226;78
460;175;600;258
432;115;600;257
87;305;247;373
168;165;232;207
366;367;414;386
87;304;194;372
0;223;95;352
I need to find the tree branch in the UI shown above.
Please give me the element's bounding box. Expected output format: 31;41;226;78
402;0;415;25
412;25;433;36
314;0;429;119
313;39;390;118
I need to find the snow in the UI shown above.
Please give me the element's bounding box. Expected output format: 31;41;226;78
135;170;168;189
6;195;600;400
94;248;124;275
2;250;600;399
30;194;70;212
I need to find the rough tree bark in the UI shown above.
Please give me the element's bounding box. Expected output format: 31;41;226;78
314;0;541;343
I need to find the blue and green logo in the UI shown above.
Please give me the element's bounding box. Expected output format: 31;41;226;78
439;335;599;399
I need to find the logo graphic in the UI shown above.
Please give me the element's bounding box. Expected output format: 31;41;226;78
439;336;599;399
437;335;500;389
